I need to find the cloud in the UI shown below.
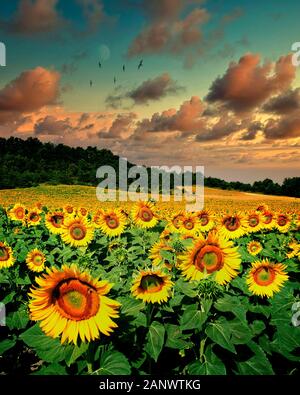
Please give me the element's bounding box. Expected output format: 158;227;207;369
206;53;295;113
263;88;300;114
2;0;63;35
76;0;105;34
0;67;61;123
98;112;137;139
34;115;72;136
264;115;300;140
106;73;184;108
195;114;244;141
133;96;205;137
240;121;263;140
127;0;210;64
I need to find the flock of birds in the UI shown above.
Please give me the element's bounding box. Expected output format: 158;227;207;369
89;59;143;87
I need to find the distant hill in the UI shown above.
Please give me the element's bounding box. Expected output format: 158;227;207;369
0;137;299;198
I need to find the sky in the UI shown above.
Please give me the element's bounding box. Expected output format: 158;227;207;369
0;0;300;183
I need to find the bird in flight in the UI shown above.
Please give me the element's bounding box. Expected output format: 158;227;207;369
98;61;102;68
122;64;125;72
90;80;93;87
138;59;143;69
114;76;117;84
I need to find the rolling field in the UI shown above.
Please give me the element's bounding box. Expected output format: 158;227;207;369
0;184;299;212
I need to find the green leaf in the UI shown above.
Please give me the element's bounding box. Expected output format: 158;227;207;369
94;351;131;375
175;278;197;298
214;295;248;323
6;306;29;330
1;291;16;304
227;319;253;345
205;318;236;353
120;297;145;316
180;306;207;331
0;339;16;356
236;342;274;375
144;321;165;362
188;345;226;375
19;324;70;363
250;320;266;336
65;342;89;367
271;324;300;361
32;363;67;375
165;324;193;350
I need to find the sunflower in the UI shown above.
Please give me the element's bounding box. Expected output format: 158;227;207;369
247;241;262;256
45;211;65;234
179;231;241;285
131;269;173;304
26;249;46;272
246;259;288;298
286;241;300;259
261;210;275;229
92;208;105;228
167;211;185;233
98;209;127;237
275;213;292;233
131;201;158;229
0;242;15;269
178;214;201;235
27;209;42;226
28;265;120;344
77;207;88;217
160;229;172;241
256;204;269;213
245;212;263;233
8;203;26;222
218;212;247;239
196;209;215;232
149;240;174;269
63;205;75;216
61;216;94;247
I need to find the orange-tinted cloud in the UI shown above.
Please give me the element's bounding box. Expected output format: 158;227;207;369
106;73;184;108
264;115;300;139
206;53;296;113
127;0;209;59
263;88;300;114
3;0;63;35
0;67;61;123
134;96;205;136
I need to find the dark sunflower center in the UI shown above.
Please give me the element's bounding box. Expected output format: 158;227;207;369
106;215;119;229
249;215;259;227
0;246;9;261
264;212;273;224
224;216;240;231
194;245;224;273
51;215;64;227
15;208;24;219
70;223;87;240
139;207;153;222
140;274;163;293
54;278;99;321
253;266;275;286
172;215;184;228
184;220;194;230
80;208;87;216
66;207;73;214
277;215;288;226
199;214;209;226
33;254;43;266
30;212;39;221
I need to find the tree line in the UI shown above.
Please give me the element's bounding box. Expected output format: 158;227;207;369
0;137;299;198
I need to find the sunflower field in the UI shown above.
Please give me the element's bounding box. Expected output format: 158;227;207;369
0;201;300;375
